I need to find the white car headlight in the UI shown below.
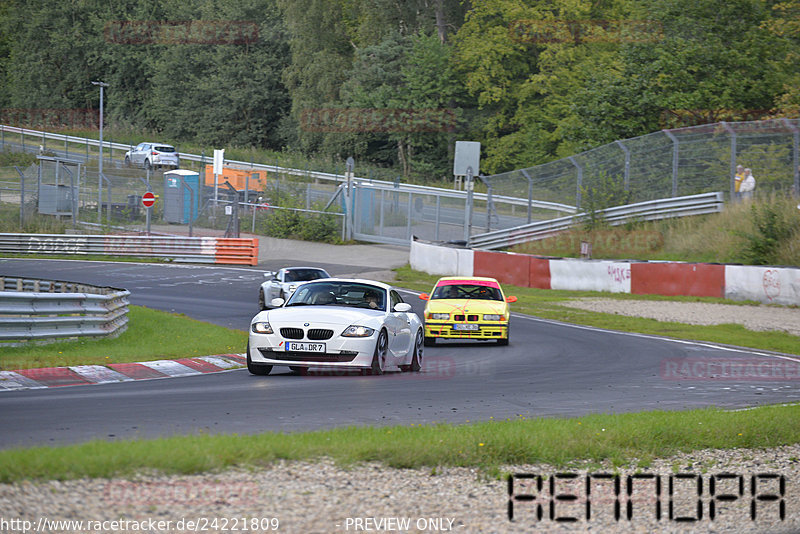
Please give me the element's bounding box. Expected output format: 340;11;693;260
483;314;503;321
430;313;450;320
251;321;273;334
341;325;375;337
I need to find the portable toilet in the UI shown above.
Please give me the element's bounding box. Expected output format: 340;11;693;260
164;169;200;224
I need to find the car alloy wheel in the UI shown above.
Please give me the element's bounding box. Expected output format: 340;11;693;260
369;330;388;375
410;329;423;372
124;156;131;167
144;159;152;170
258;290;266;311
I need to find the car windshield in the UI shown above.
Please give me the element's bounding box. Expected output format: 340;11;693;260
431;283;502;301
285;281;386;310
284;268;329;283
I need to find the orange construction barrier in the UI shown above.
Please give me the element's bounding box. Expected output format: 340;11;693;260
214;238;259;266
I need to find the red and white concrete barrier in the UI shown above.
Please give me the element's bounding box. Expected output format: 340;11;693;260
409;240;800;305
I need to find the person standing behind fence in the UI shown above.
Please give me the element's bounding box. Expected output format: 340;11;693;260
739;168;756;200
734;164;745;198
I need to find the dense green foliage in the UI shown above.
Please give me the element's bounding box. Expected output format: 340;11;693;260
510;194;800;266
737;201;800;265
1;0;797;181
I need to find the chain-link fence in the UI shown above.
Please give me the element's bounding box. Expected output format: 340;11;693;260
2;117;797;245
485;118;800;211
0;159;345;240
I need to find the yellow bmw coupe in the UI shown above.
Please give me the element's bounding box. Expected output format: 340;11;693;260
419;276;517;346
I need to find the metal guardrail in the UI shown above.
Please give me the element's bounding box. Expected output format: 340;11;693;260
0;233;259;264
0;124;577;215
0;276;129;345
469;192;725;250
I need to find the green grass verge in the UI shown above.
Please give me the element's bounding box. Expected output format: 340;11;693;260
392;266;800;356
0;404;797;482
0;306;247;370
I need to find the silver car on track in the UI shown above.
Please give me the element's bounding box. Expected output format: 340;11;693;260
259;267;332;310
247;278;424;376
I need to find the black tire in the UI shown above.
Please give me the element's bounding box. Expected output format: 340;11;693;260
144;159;152;171
290;366;309;375
246;343;271;376
369;330;388;375
258;290;266;311
497;323;510;346
124;156;131;167
424;335;436;347
409;329;423;372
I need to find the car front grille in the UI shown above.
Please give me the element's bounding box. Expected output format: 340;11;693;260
453;315;479;322
307;329;334;340
280;327;304;339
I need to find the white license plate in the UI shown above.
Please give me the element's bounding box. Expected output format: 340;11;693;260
286;342;326;352
453;324;479;331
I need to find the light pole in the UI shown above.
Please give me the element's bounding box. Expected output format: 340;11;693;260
92;81;109;222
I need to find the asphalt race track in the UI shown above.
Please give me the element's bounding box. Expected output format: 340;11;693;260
1;258;798;449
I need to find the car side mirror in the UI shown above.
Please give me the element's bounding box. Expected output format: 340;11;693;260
394;302;412;313
506;296;517;303
419;293;429;300
263;271;275;279
270;297;285;307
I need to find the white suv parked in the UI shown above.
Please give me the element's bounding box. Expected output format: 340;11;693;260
124;142;180;170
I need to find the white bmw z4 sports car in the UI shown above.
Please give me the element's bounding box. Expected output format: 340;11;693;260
247;279;424;376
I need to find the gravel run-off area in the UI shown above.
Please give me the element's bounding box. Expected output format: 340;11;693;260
559;298;800;337
2;299;798;533
1;447;798;533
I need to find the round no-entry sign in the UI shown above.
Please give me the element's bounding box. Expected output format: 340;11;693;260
142;191;156;208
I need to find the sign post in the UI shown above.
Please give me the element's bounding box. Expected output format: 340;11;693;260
213;149;224;204
142;191;155;236
454;141;480;245
345;157;355;241
464;166;474;244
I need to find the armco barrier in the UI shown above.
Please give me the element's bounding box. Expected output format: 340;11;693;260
0;276;129;345
410;239;800;305
0;234;258;265
631;262;725;298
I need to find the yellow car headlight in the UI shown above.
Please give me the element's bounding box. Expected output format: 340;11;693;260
429;313;450;320
483;314;504;321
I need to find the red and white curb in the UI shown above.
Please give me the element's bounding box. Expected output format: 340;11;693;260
0;354;246;391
